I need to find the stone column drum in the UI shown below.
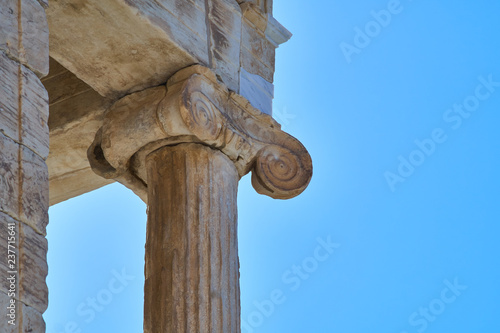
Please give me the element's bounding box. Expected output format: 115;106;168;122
88;65;312;332
145;144;240;332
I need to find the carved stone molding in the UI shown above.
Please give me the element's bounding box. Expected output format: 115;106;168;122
88;65;312;201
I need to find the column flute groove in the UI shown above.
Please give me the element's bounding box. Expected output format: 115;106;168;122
145;143;240;332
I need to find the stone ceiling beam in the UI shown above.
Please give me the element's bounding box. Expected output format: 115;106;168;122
42;58;113;205
46;0;209;98
46;0;292;118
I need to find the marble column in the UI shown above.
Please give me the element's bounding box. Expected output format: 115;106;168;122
144;144;240;332
88;65;312;332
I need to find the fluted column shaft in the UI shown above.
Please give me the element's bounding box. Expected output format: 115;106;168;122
144;143;241;333
87;65;312;333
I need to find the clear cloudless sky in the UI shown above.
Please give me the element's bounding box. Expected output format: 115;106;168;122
45;0;500;332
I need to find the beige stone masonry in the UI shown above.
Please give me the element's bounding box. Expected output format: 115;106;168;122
0;0;49;77
0;133;49;236
0;213;48;328
0;52;49;160
40;1;294;209
0;1;49;332
45;0;290;105
0;292;46;333
239;0;291;83
19;146;49;236
207;0;243;92
47;0;208;98
0;133;19;218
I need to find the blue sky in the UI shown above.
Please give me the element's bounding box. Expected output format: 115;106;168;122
45;0;500;332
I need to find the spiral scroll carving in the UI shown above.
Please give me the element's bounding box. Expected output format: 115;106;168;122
88;65;313;202
181;91;222;142
251;145;312;199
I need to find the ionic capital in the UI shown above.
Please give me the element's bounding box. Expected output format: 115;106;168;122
88;65;312;201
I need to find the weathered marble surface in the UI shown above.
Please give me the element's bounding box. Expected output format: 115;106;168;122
0;2;49;331
144;143;241;332
88;64;312;333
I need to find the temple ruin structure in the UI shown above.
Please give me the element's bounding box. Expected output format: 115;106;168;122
0;0;312;331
